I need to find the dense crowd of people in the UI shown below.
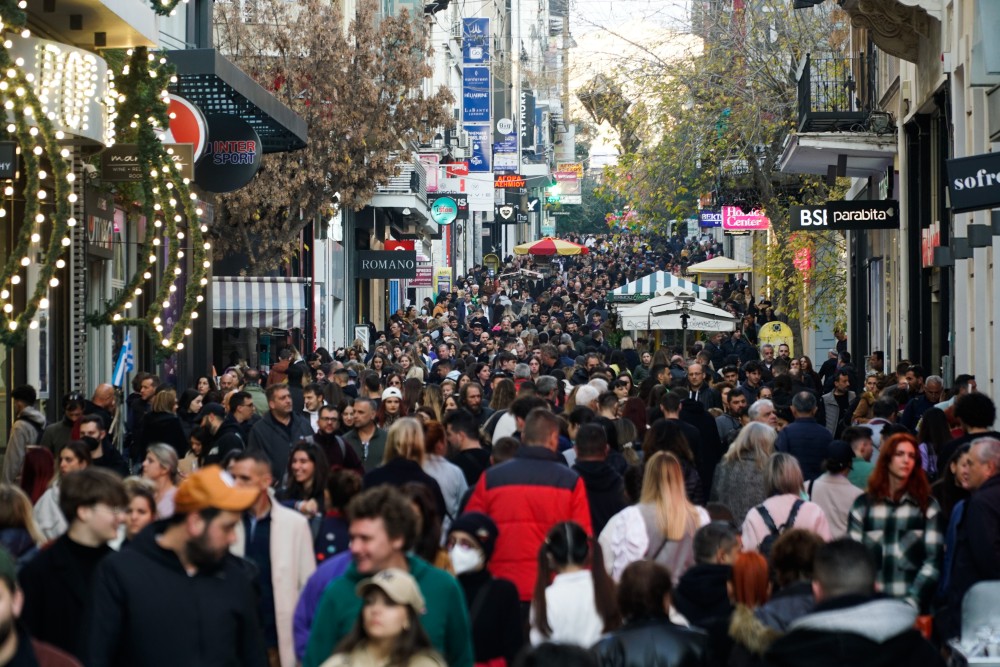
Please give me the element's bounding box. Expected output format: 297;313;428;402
0;231;996;666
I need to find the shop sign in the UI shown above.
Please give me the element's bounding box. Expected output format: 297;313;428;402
495;173;526;188
435;267;452;297
418;153;440;193
161;94;208;160
462;18;490;64
823;200;899;230
496;204;516;223
462;67;490;124
946;152;1000;213
412;263;433;287
520;91;535;150
194;115;263;193
430;193;469;225
465;125;492;172
722;206;770;231
356;250;417;278
101;143;194;182
699;209;722;227
0;142;18;179
384;240;415;251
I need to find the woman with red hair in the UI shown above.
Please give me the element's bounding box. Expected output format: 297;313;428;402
19;446;55;504
848;432;943;612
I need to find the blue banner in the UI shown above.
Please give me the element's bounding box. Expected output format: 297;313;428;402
465;125;492;172
463;67;490;123
462;18;490;64
389;279;400;315
699;209;722;227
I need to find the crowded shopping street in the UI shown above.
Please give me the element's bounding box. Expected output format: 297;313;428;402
1;0;1000;662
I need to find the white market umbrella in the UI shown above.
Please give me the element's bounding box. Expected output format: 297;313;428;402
685;256;753;274
617;290;737;332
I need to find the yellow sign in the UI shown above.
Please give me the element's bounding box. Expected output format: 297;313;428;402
758;321;794;357
557;162;584;178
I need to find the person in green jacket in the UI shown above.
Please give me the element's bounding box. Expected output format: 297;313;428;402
302;486;474;667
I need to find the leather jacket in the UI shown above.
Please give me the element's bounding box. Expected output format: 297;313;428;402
593;616;708;667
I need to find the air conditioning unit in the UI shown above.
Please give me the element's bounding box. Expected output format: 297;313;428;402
456;130;470;149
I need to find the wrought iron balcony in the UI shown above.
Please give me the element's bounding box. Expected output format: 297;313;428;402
797;54;877;133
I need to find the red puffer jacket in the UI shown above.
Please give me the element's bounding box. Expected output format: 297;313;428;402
464;446;593;601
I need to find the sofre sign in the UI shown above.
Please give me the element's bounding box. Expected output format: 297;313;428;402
356;250;418;279
946;152;1000;213
789;200;900;231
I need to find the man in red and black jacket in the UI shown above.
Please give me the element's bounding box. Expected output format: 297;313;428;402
464;407;592;604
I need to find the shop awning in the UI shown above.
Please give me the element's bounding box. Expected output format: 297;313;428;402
212;277;308;329
609;271;710;302
166;49;308;154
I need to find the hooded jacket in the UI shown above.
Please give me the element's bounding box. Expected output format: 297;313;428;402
672;563;733;629
205;415;246;465
3;406;46;483
573;459;627;535
85;521;266;667
763;596;946;667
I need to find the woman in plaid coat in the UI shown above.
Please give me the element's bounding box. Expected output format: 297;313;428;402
848;432;944;612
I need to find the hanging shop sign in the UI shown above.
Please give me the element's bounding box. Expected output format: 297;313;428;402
787;199;900;231
101;143;194;182
462;18;490;64
496;204;517;223
0;142;18;179
356;250;417;278
495;173;526;188
465;125;492;172
520;90;536;150
722;206;770;231
699;209;722;227
161;94;208;161
429;193;469;225
194;115;263;193
462;67;491;124
946;152;1000;213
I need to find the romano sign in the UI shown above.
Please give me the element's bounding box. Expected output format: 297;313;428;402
356;251;417;279
790;200;900;231
946;152;1000;213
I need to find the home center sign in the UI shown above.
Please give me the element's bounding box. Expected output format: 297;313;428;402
194;114;263;193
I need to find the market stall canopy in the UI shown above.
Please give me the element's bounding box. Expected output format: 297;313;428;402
513;237;589;256
685;256;753;274
609;271;710;303
617;292;738;332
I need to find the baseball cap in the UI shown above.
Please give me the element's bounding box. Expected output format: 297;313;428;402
446;370;462;382
174;465;260;514
197;402;226;420
355;568;426;614
382;387;402;401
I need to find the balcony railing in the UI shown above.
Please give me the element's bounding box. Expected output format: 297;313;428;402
797;54;877;133
375;154;427;204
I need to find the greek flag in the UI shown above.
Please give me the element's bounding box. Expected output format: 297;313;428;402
112;332;134;388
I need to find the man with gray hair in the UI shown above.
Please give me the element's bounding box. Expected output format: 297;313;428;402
942;436;1000;639
901;374;944;430
749;398;779;429
535;376;561;409
775;391;833;481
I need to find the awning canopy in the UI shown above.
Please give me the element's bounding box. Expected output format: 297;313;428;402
617;294;737;332
609;271;710;303
212;277;308;329
685;256;754;274
166;49;308;154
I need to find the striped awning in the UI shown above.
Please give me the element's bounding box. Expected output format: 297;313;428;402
609;271;710;303
212;277;308;329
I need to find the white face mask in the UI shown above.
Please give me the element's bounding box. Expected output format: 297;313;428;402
449;544;484;575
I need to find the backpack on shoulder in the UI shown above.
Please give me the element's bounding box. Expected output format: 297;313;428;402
755;499;804;557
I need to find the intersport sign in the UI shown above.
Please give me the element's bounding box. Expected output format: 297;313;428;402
946;152;1000;213
789;200;900;231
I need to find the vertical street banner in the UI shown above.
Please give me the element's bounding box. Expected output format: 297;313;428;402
463;67;491;124
465;125;492;172
520;90;536;151
462;18;490;64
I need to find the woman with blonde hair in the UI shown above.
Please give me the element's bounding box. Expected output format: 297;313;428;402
742;453;831;552
710;422;777;523
362;418;447;522
142;443;180;519
599;452;710;583
418;385;444;422
0;484;44;568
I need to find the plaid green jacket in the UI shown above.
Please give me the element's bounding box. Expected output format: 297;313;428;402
847;492;943;611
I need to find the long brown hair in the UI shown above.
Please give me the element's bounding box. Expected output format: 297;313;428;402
532;521;620;638
866;433;932;512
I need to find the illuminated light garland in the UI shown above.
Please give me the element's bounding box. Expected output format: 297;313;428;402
0;0;73;346
85;46;208;360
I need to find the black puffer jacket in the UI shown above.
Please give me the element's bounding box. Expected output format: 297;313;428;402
573;460;627;535
593;616;708;667
672;563;733;629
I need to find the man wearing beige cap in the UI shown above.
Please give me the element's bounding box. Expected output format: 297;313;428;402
85;465;267;667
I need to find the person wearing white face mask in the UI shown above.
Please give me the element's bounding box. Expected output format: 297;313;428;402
447;513;524;664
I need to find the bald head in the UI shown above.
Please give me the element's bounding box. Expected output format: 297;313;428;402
687;363;707;390
92;384;115;411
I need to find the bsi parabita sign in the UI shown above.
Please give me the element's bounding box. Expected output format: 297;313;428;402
356;251;417;279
